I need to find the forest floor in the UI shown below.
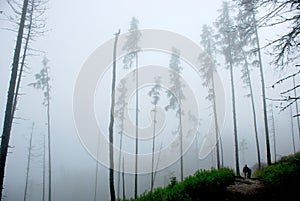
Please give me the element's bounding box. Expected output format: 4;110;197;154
223;176;298;201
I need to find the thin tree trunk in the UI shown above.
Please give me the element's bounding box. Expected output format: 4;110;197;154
290;106;296;154
11;0;34;124
270;104;276;162
122;156;125;200
179;104;183;182
45;61;51;201
229;53;240;176
292;75;300;139
23;122;34;201
117;123;124;199
43;131;46;201
241;50;261;169
109;29;120;201
252;7;271;165
212;72;221;169
93;134;100;201
151;104;157;192
0;0;29;198
134;52;139;199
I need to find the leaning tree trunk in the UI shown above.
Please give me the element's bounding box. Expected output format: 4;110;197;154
109;29;120;201
11;0;34;124
0;0;29;198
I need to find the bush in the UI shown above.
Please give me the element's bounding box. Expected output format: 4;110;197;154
254;152;300;189
123;167;235;201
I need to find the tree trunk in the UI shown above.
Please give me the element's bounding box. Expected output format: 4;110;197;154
252;8;271;165
241;50;261;169
134;52;139;199
0;0;29;198
45;60;52;201
23;122;34;201
290;106;296;154
43;132;46;201
93;134;100;201
11;0;34;124
292;76;300;139
212;72;221;169
229;52;240;176
117;119;124;199
151;104;157;192
109;29;120;201
179;105;183;182
122;156;126;200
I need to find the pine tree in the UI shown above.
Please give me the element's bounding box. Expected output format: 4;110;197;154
165;47;185;181
122;17;141;199
237;0;271;166
29;56;51;201
234;5;262;169
148;76;162;192
215;1;240;175
198;24;222;169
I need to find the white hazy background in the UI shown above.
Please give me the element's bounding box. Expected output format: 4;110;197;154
0;0;299;201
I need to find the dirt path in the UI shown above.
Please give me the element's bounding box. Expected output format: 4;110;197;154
224;177;268;201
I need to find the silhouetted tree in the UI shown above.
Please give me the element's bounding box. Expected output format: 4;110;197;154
122;17;141;199
115;79;128;200
234;4;262;169
29;56;51;201
148;76;162;192
23;122;34;201
215;0;240;175
0;0;29;198
198;24;222;169
108;29;120;201
165;47;185;181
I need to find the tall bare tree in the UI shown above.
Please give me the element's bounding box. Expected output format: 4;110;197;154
115;79;128;200
234;4;262;169
108;29;120;201
23;122;34;201
215;1;240;175
198;24;222;169
148;76;162;192
29;56;51;201
122;17;141;199
165;47;185;181
0;0;29;198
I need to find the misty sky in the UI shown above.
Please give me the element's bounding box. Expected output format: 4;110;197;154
0;0;299;201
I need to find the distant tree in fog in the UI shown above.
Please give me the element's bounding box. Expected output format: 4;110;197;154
148;76;162;192
198;24;222;169
215;0;240;176
29;56;51;201
122;16;141;199
165;47;185;181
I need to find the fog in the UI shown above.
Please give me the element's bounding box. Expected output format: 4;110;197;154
0;0;299;201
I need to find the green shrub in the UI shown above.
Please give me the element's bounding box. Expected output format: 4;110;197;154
254;152;300;189
123;167;235;201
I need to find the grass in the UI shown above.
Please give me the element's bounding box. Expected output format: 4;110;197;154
120;152;300;201
122;168;236;201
